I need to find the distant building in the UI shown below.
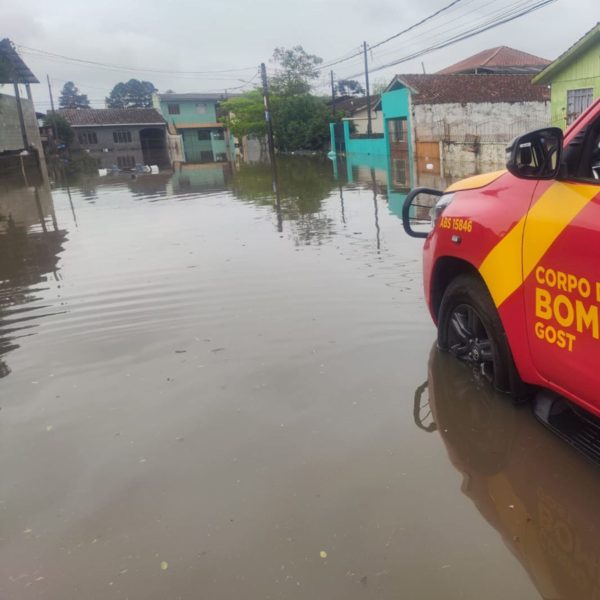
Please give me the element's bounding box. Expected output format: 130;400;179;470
334;95;383;135
333;73;550;182
533;23;600;127
59;108;169;168
153;93;235;163
438;46;550;75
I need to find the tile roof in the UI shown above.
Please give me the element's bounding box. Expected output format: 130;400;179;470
0;39;39;84
58;108;166;126
388;74;550;105
333;94;380;114
438;46;550;74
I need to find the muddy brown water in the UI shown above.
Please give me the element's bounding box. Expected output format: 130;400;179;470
0;157;597;599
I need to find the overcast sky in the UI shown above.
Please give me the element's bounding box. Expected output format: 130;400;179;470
1;0;597;110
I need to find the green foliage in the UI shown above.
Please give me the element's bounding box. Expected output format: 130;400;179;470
106;79;157;108
43;113;74;146
272;95;332;152
59;81;90;109
270;46;322;96
221;90;267;140
335;79;365;96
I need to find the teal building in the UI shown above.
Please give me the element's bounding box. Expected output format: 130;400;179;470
153;93;234;163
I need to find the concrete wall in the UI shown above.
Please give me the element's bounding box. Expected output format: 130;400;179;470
414;100;550;173
413;100;550;142
72;125;167;168
351;106;384;135
0;92;44;153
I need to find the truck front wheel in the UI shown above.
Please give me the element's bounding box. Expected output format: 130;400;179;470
437;274;520;395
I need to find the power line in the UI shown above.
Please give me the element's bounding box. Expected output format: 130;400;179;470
344;0;556;79
317;0;469;72
16;43;257;76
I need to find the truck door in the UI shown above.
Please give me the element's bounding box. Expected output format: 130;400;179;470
522;121;600;410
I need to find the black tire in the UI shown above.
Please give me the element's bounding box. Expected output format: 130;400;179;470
437;273;524;397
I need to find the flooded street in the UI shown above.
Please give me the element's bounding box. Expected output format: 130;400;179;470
1;157;598;599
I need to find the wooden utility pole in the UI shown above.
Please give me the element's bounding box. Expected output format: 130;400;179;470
260;63;277;175
47;75;59;152
330;70;336;117
260;62;281;230
13;82;29;150
363;41;372;136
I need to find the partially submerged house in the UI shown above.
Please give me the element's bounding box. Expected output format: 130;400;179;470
153;93;235;163
60;108;169;169
533;23;600;127
0;39;46;179
332;46;552;182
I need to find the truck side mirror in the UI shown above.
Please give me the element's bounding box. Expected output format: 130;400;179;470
506;127;563;180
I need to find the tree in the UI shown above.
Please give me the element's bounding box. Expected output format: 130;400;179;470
105;79;157;108
43;113;74;146
221;90;266;140
335;79;364;96
58;81;90;109
372;78;389;95
270;46;322;96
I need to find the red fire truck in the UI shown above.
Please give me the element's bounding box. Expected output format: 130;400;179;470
403;98;600;450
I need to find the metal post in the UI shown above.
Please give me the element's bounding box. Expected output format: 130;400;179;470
363;41;372;137
13;82;29;150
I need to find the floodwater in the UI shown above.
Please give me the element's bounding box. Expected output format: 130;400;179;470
1;157;598;599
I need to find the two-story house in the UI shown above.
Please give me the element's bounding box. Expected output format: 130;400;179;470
60;108;169;168
153;93;234;163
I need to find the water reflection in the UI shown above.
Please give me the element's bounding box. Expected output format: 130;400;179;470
0;181;66;379
418;347;600;600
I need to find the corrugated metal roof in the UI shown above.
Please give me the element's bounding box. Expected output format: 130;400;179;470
438;46;550;74
384;74;550;105
59;108;166;126
0;39;39;84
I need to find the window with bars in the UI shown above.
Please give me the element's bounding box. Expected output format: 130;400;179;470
168;103;180;115
113;130;133;143
78;131;98;145
567;88;593;125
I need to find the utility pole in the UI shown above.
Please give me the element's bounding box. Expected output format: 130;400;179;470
13;82;29;150
260;62;281;230
330;70;336;117
260;63;277;179
363;41;372;137
47;75;59;153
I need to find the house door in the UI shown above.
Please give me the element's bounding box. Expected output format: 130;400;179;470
387;118;410;187
416;141;440;175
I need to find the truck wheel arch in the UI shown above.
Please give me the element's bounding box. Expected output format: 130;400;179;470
430;256;480;321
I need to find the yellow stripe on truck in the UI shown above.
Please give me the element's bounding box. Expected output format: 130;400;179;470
479;182;600;308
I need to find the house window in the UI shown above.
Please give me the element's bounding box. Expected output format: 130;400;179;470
117;155;136;168
198;129;211;140
214;152;227;162
78;131;98;145
168;103;180;115
212;129;225;140
567;88;593;125
196;103;207;114
199;151;214;162
113;130;133;143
